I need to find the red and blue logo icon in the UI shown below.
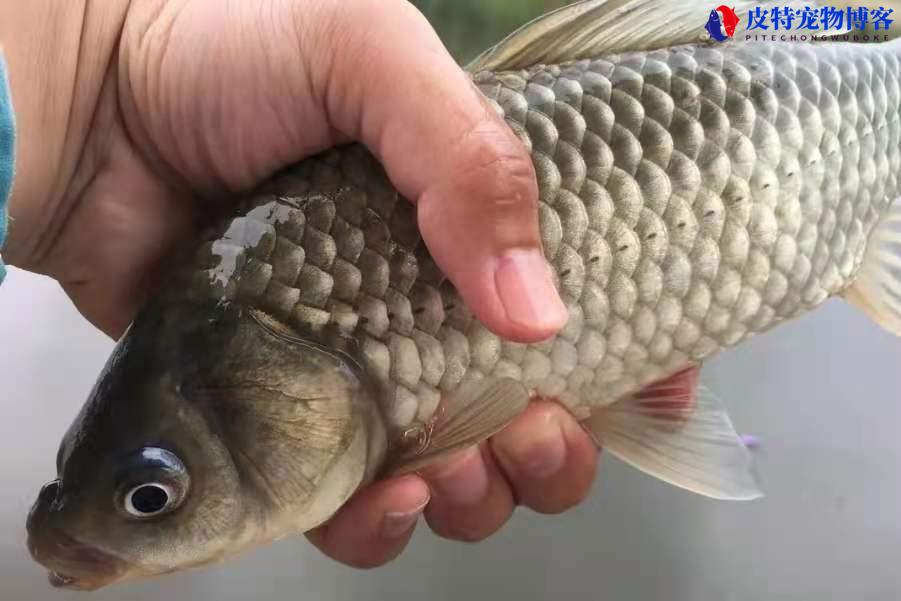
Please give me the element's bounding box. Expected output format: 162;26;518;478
705;5;740;41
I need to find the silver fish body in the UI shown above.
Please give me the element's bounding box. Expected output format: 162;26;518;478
187;40;901;430
26;0;901;589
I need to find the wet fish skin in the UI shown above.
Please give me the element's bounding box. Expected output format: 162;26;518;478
192;40;901;429
24;1;901;588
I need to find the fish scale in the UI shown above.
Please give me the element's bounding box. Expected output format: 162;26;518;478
26;0;901;588
182;40;901;433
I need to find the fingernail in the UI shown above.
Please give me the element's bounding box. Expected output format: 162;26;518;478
381;498;429;540
422;447;488;506
495;248;567;332
497;414;567;480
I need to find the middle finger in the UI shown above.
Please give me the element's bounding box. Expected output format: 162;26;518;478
418;444;515;542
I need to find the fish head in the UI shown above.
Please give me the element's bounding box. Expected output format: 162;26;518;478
27;297;388;589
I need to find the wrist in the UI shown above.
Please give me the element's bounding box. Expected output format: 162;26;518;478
0;0;129;270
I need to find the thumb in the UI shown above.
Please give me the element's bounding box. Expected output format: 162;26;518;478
312;0;568;342
123;0;567;342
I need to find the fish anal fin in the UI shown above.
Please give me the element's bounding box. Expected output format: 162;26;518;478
842;200;901;337
583;370;763;501
383;377;530;476
632;366;699;431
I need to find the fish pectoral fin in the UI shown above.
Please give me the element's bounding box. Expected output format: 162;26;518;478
842;200;901;337
383;377;530;475
583;373;763;501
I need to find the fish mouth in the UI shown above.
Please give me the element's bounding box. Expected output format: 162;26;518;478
27;479;130;590
27;527;128;591
48;570;79;589
45;570;116;591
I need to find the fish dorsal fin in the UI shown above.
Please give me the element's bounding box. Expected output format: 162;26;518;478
466;0;719;72
466;0;837;73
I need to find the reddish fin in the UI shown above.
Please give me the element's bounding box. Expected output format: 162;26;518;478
583;368;762;501
631;367;699;430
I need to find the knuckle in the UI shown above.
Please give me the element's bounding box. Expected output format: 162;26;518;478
526;399;571;424
535;482;593;514
494;403;599;515
523;472;594;515
453;122;538;211
342;552;396;570
426;516;502;543
313;0;436;88
306;517;404;569
312;537;403;570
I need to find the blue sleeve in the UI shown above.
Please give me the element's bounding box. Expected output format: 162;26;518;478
0;53;15;285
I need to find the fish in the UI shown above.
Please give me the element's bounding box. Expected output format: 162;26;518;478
25;0;901;591
719;6;740;38
705;9;729;42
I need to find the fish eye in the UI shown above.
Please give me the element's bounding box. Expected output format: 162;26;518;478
124;483;176;518
115;447;190;521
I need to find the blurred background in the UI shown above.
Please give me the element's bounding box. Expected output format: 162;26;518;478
3;1;901;599
410;0;571;62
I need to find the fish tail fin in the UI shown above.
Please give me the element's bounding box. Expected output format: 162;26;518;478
842;199;901;337
582;368;763;501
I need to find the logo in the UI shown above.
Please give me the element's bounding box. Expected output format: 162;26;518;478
704;6;896;43
705;5;740;41
745;6;894;33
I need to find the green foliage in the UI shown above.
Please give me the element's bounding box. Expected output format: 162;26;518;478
410;0;572;63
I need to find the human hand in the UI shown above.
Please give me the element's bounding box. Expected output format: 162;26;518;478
1;0;599;566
